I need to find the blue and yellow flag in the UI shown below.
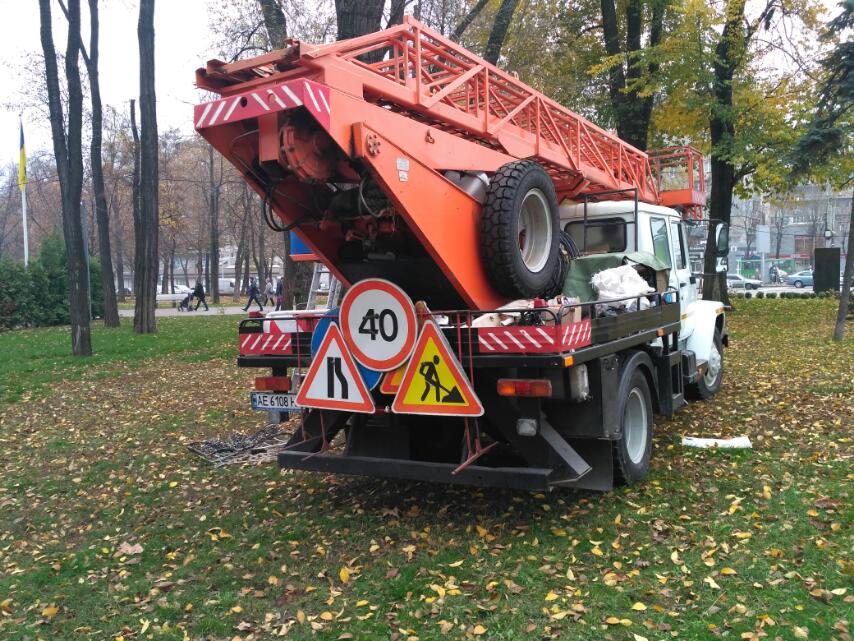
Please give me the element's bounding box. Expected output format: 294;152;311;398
18;119;26;192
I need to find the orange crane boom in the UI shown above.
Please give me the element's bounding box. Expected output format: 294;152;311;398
195;17;704;310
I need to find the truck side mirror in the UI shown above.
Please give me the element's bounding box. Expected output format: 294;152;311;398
715;223;729;257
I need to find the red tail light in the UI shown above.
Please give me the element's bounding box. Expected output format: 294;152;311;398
496;378;552;398
254;376;292;392
248;311;264;318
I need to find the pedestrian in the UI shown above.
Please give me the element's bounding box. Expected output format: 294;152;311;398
243;277;263;312
193;281;209;311
265;278;275;306
275;277;284;311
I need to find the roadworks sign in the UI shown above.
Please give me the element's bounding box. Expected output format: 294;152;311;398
295;322;375;413
391;320;483;417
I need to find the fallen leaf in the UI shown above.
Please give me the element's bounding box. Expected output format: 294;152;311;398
631;602;647;611
42;605;59;618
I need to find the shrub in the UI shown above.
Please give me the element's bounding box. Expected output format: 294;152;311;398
745;291;753;299
756;291;765;298
766;292;777;299
0;259;37;330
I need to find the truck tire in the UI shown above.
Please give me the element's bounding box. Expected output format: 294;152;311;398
481;160;560;299
613;367;653;486
688;329;724;400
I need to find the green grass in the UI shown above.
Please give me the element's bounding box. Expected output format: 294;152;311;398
0;316;237;405
0;300;851;640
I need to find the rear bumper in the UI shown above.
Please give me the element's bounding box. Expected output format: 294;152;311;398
278;450;552;490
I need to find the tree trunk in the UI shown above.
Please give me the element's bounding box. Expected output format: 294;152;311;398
115;227;125;301
335;0;384;41
208;145;220;303
259;0;288;46
483;0;520;66
85;0;119;327
134;0;158;334
39;0;92;356
598;0;662;150
130;98;140;298
833;191;853;341
452;0;489;41
204;252;210;293
701;0;745;305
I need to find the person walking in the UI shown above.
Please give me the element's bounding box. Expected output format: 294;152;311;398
193;281;209;311
243;277;263;312
265;278;275;306
275;276;284;311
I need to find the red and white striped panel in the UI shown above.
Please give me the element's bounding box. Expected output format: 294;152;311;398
194;79;331;131
477;320;592;354
239;332;294;356
263;318;315;334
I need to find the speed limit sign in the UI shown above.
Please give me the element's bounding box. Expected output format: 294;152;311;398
340;279;417;371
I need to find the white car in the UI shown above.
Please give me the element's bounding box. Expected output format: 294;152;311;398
726;273;762;289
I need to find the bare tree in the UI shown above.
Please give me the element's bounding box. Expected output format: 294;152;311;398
207;145;222;303
38;0;91;356
836;192;853;341
134;0;159;333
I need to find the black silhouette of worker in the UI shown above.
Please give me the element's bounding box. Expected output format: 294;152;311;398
419;355;464;403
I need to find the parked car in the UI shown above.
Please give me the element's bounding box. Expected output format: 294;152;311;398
786;270;813;288
173;284;193;295
726;273;762;289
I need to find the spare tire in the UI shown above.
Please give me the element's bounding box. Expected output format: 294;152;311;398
480;160;560;299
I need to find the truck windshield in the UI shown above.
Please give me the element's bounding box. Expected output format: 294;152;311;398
565;218;627;254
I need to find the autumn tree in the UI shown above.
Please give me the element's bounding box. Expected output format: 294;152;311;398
135;0;159;333
38;0;92;355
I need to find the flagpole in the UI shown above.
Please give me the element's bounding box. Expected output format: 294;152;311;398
21;184;29;268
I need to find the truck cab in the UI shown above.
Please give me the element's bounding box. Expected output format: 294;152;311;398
560;201;727;388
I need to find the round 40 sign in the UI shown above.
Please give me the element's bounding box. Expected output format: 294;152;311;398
340;279;417;371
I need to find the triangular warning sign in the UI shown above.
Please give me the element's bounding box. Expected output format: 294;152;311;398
391;321;483;416
379;364;406;395
295;322;375;413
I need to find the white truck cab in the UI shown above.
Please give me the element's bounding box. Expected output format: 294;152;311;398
559;201;727;395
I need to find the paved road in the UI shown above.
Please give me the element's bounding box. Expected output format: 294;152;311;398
118;305;252;318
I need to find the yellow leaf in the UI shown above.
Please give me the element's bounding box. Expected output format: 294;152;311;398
620;619;633;626
41;606;58;618
116;637;124;641
591;546;604;556
704;576;721;589
140;619;150;634
0;598;12;613
296;610;306;624
476;525;489;538
762;485;772;500
268;575;279;585
631;602;647;611
606;616;621;624
169;481;178;488
356;600;369;607
831;587;847;595
320;611;334;621
448;560;464;567
634;634;650;641
720;567;738;575
671;550;680;564
552;528;567;537
440;621;454;634
431;584;446;598
551;611;569;620
339;567;350;583
793;626;809;638
230;605;242;614
473;624;487;634
545;590;559;601
614;514;622;525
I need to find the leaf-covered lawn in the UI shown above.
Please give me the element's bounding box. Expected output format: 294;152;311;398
0;300;851;641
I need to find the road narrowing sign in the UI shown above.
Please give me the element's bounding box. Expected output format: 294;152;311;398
391;320;483;416
340;279;417;371
295;322;375;413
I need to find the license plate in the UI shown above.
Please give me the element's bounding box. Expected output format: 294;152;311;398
250;392;300;411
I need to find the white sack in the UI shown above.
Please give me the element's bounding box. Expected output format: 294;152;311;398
591;264;653;312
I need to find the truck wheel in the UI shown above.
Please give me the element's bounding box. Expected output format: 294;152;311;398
481;160;559;299
689;329;724;400
613;367;653;486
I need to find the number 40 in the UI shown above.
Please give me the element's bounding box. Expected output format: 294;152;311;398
358;308;398;341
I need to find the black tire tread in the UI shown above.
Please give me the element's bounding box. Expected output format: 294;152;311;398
480;161;559;299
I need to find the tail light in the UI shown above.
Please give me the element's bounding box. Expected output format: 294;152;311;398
496;378;552;398
255;376;292;392
248;311;264;318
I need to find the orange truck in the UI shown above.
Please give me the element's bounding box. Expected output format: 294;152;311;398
195;18;729;491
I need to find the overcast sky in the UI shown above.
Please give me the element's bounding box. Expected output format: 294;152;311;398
0;0;216;167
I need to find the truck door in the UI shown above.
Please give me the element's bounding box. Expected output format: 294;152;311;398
670;220;696;311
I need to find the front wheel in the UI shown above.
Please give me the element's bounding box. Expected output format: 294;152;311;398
794;280;803;288
689;329;724;400
613;367;653;486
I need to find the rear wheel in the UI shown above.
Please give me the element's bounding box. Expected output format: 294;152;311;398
480;161;560;299
613;367;653;486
